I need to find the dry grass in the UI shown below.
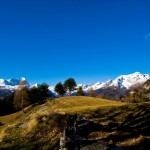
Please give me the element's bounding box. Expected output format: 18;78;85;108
0;96;149;149
117;135;150;147
47;96;124;114
26;118;38;133
0;113;18;130
0;127;7;142
88;131;111;140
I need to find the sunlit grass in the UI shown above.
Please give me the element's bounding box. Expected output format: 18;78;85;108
0;96;149;149
117;135;150;148
47;96;124;114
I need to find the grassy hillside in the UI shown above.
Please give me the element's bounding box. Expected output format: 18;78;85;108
47;96;123;114
0;96;150;150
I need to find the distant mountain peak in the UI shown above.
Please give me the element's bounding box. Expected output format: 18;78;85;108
75;72;150;91
109;72;150;89
0;72;150;97
30;83;40;88
21;77;26;81
134;72;141;74
0;78;30;89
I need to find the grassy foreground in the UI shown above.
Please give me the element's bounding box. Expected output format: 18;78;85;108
0;96;150;149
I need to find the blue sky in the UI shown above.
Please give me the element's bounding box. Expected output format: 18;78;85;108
0;0;150;85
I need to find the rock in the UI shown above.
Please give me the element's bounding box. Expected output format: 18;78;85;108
81;141;109;150
19;122;28;128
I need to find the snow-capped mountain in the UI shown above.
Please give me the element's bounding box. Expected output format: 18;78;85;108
76;72;150;92
0;72;150;97
30;83;40;88
109;72;150;89
0;77;30;90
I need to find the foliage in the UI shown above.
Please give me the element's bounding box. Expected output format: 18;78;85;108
121;81;150;103
28;83;51;104
64;78;77;94
0;82;51;115
13;79;30;111
96;93;106;99
28;87;39;104
54;82;66;97
0;96;149;150
89;87;96;97
0;93;14;116
64;78;77;96
76;86;84;96
37;83;51;103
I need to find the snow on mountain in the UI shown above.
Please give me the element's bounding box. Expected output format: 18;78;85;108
30;83;40;88
0;77;30;90
74;72;150;92
0;72;150;96
82;82;105;91
109;72;150;89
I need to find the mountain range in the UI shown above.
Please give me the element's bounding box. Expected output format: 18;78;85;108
0;72;150;98
83;72;149;90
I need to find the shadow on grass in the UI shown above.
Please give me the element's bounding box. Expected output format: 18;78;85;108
1;103;150;150
81;103;150;150
0;121;4;126
103;104;150;149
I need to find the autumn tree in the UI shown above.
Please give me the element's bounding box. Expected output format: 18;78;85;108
13;79;29;111
76;86;84;96
54;82;66;97
64;78;77;96
89;87;96;97
97;93;106;99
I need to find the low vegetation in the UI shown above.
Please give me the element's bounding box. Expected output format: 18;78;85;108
121;79;150;103
0;81;51;116
0;96;150;149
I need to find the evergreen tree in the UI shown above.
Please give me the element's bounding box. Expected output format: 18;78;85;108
38;83;51;103
4;93;14;113
64;78;77;96
76;86;84;96
13;79;29;111
89;87;96;97
28;87;39;104
0;93;15;116
28;83;51;104
54;82;66;97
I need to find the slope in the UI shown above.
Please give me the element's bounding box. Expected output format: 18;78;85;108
0;96;149;150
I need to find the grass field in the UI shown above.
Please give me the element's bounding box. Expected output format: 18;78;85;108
0;96;150;149
47;96;124;114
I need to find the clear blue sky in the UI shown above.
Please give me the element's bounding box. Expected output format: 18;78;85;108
0;0;150;85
